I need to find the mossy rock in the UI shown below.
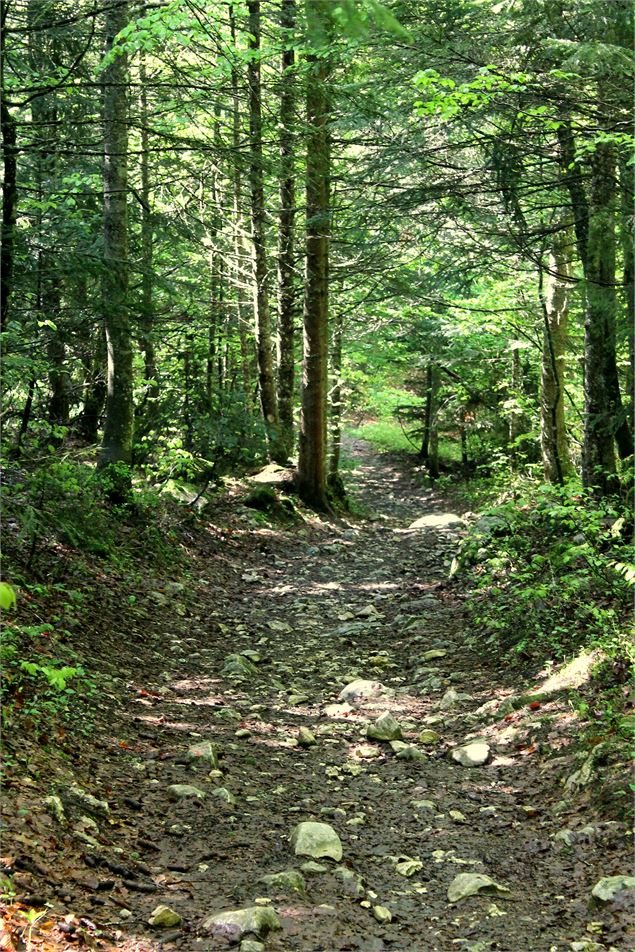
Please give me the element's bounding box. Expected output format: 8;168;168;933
244;485;278;511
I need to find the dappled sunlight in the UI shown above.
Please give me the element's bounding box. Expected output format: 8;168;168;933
533;649;601;695
407;513;464;529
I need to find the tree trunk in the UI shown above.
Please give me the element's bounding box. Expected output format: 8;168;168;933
276;0;297;458
509;345;522;471
620;156;634;412
539;231;574;484
582;141;619;494
297;0;331;511
0;0;16;334
247;0;284;461
99;0;133;469
419;362;433;463
139;50;158;417
229;3;255;407
329;308;343;474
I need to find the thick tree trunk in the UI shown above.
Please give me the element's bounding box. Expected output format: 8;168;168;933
80;331;107;443
582;141;619;494
540;232;574;484
247;0;283;461
297;2;331;510
329;308;343;475
276;0;297;458
99;0;133;469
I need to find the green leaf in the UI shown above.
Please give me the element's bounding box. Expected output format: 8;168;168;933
0;583;17;612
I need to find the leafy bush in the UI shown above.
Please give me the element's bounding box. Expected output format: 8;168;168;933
457;483;634;666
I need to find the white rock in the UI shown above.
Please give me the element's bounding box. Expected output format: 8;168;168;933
148;905;182;928
290;821;343;861
447;873;509;903
201;906;280;941
591;875;635;903
367;711;403;741
451;742;490;767
339;679;387;703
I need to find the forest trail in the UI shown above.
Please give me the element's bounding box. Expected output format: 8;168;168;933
3;442;631;952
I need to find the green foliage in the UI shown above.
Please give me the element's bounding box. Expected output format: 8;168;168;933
0;582;17;612
458;483;634;665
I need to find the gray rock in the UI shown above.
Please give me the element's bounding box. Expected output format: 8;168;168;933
240;942;266;952
395;745;426;762
187;740;219;769
167;784;206;801
439;688;472;710
422;649;447;661
301;861;329;875
259;869;306;895
418;729;440;745
211;787;236;804
148;905;182;928
59;784;109;819
202;906;280;942
411;799;437;813
334;865;364;897
44;795;66;824
591;875;635;903
451;742;490;767
290;821;343;861
222;653;258;679
339;679;387;703
367;711;403;742
298;727;317;748
372;905;392;924
447;873;509;904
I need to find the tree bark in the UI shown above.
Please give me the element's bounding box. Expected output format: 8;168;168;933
329;308;343;474
0;1;17;334
276;0;297;458
247;0;284;461
139;49;158;418
582;141;619;494
99;0;133;469
297;0;331;510
539;231;574;484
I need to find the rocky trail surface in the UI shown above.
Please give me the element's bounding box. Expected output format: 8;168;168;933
2;441;633;952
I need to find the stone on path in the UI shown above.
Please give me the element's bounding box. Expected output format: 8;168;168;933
590;875;635;903
259;869;306;895
187;740;219;769
339;679;387;703
201;906;281;942
447;873;509;904
439;688;472;710
422;649;447;661
167;784;206;801
395;745;426;762
211;787;236;804
59;784;109;819
222;654;258;679
334;865;364;897
451;742;490;767
367;711;403;741
290;822;343;861
298;727;317;748
240;942;265;952
372;905;392;924
148;905;182;928
324;702;354;718
418;729;440;745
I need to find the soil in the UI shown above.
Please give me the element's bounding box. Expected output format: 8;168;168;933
1;441;633;952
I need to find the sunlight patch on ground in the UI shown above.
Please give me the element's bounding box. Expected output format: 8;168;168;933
534;649;602;694
407;513;464;529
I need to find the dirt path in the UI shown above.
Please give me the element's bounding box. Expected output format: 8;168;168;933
3;441;632;952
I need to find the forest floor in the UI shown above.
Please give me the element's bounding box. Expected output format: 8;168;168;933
1;440;633;952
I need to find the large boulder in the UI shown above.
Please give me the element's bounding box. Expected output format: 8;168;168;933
201;906;280;943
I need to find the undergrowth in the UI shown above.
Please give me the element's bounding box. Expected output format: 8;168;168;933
455;481;634;668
